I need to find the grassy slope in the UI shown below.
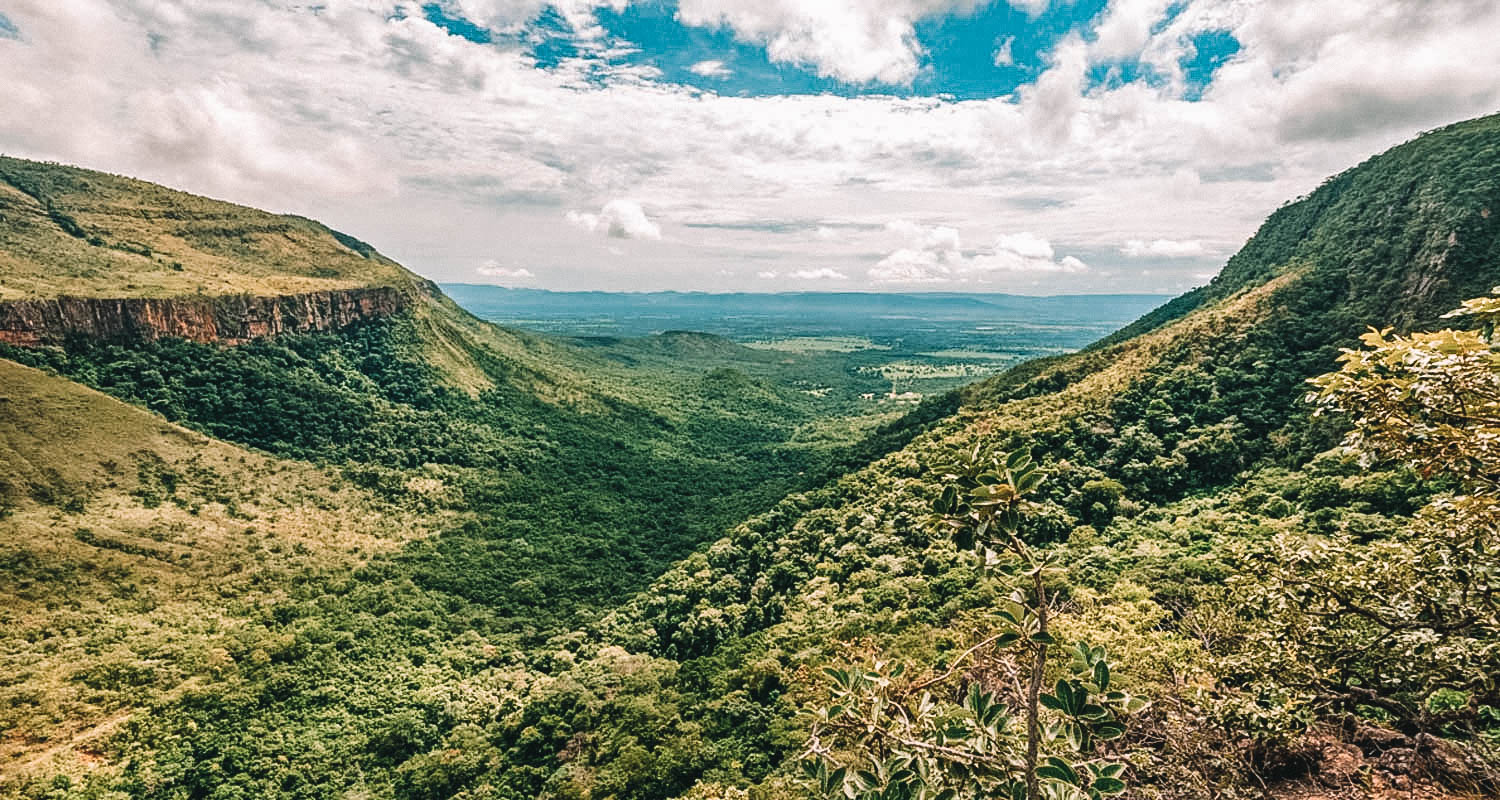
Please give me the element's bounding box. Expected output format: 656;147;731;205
0;359;441;776
0;157;415;300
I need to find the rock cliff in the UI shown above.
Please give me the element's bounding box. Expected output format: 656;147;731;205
0;287;410;346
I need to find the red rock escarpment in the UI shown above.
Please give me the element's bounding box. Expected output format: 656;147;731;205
0;287;410;346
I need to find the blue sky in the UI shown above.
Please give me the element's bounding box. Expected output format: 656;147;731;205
1;1;1496;293
420;0;1244;102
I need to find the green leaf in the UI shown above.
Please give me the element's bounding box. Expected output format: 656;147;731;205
1092;776;1127;794
1038;756;1081;785
1094;721;1126;740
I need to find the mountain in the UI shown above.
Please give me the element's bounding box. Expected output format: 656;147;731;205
3;112;1499;800
0;158;953;792
523;115;1500;798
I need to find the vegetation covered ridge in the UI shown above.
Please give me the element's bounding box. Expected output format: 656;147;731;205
0;156;417;301
558;112;1500;799
1;114;1498;800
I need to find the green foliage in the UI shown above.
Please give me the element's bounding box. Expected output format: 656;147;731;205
8;115;1500;799
1209;290;1500;746
805;449;1145;800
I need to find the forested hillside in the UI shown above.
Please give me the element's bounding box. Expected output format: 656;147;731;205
2;114;1498;800
0;158;949;795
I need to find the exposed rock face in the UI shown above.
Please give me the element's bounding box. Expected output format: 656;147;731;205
0;287;410;346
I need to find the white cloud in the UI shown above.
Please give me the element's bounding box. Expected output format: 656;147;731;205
870;220;966;283
1121;238;1208;258
450;0;627;39
567;199;662;240
871;224;1086;283
756;268;850;280
477;260;536;279
673;0;979;84
789;267;848;280
1090;0;1175;62
2;0;1498;293
992;35;1014;67
688;59;732;78
1009;0;1051;16
974;233;1088;274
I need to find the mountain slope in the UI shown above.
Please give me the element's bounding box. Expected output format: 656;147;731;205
0;358;441;775
0;156;413;300
531;114;1500;799
0;157;953;794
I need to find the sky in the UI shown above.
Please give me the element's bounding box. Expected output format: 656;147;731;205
1;1;1498;294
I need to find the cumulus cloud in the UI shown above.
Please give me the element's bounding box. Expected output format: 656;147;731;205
871;224;1086;283
790;267;848;280
3;0;1498;292
688;59;732;78
976;233;1088;273
567;199;662;240
477;260;536;279
1121;238;1208;258
1090;0;1176;62
673;0;978;84
449;0;627;39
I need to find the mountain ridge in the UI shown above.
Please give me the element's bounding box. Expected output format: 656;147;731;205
1;115;1498;799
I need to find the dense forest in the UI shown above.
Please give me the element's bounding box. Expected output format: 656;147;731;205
1;114;1499;800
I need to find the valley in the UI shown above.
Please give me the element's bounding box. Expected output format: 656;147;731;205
1;112;1498;800
442;286;1169;398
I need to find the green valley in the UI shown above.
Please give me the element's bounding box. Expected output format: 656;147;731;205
2;110;1499;800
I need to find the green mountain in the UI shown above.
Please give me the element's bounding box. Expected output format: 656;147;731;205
0;157;944;791
2;113;1499;800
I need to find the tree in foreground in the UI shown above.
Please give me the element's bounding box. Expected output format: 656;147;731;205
802;448;1145;800
1216;289;1500;777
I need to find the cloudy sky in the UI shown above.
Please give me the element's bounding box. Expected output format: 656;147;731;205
2;1;1498;293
